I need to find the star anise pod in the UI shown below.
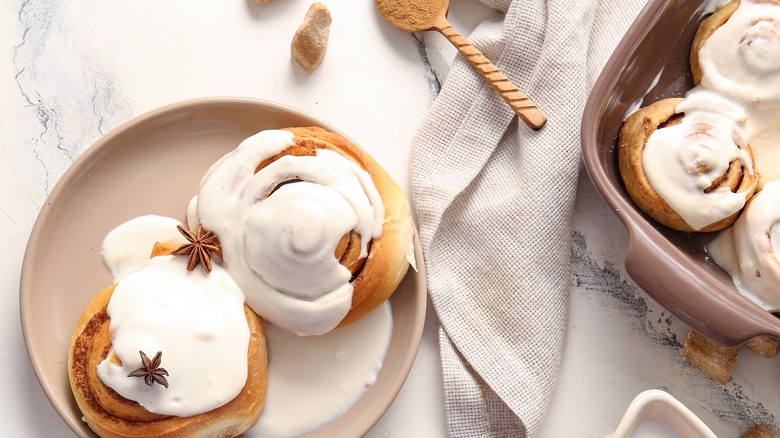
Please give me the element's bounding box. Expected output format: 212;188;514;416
127;351;169;388
171;222;221;273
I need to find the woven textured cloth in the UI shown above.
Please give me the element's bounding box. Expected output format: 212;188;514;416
409;0;649;436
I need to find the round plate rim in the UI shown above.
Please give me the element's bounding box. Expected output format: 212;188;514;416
19;96;427;437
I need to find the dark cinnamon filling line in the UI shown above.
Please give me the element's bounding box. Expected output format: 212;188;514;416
655;112;749;195
72;309;110;411
254;142;377;285
72;307;170;425
267;178;304;197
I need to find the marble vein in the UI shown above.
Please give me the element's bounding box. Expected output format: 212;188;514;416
571;230;779;433
412;32;443;99
13;0;67;195
11;0;133;196
91;86;107;136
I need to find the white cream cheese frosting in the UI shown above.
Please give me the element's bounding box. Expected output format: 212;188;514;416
694;0;780;308
251;302;393;437
96;255;250;417
698;0;780;185
699;0;780;108
195;129;385;336
642;89;754;230
708;181;780;312
99;214;189;282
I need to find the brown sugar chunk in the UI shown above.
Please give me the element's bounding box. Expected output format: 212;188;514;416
745;336;780;359
682;330;739;384
741;424;780;438
291;3;332;72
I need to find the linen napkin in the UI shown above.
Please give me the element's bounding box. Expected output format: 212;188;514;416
409;0;648;436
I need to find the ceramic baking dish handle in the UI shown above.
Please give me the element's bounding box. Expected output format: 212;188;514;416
624;222;780;347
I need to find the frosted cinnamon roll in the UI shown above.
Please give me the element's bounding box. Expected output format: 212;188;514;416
68;255;268;438
691;0;780;185
195;127;414;336
691;0;780;107
618;91;758;231
690;1;739;86
709;181;780;312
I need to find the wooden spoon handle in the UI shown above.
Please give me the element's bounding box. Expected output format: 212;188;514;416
434;17;547;130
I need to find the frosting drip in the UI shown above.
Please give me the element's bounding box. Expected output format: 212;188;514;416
696;0;780;309
100;215;189;282
96;255;250;417
642;90;754;230
196;129;385;336
251;302;393;437
709;181;780;312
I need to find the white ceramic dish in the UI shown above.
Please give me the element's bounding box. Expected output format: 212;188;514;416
606;389;716;438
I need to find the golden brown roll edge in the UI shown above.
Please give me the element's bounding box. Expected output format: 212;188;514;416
690;1;739;85
618;98;758;232
68;285;268;438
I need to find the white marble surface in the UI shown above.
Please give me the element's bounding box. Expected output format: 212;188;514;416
2;0;779;437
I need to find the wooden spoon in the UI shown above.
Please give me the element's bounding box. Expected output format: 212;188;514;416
375;0;547;129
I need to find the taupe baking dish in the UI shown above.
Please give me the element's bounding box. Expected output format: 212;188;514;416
581;0;780;346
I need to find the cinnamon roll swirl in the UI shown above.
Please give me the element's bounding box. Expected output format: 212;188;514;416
68;256;268;438
691;0;780;107
195;127;414;336
618;91;758;232
690;0;780;185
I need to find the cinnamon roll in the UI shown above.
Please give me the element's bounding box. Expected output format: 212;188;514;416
68;256;268;438
708;181;780;312
195;126;414;336
690;0;780;185
618;91;758;232
690;1;739;86
691;0;780;107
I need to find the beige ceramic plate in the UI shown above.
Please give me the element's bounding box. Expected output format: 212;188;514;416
20;97;427;437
